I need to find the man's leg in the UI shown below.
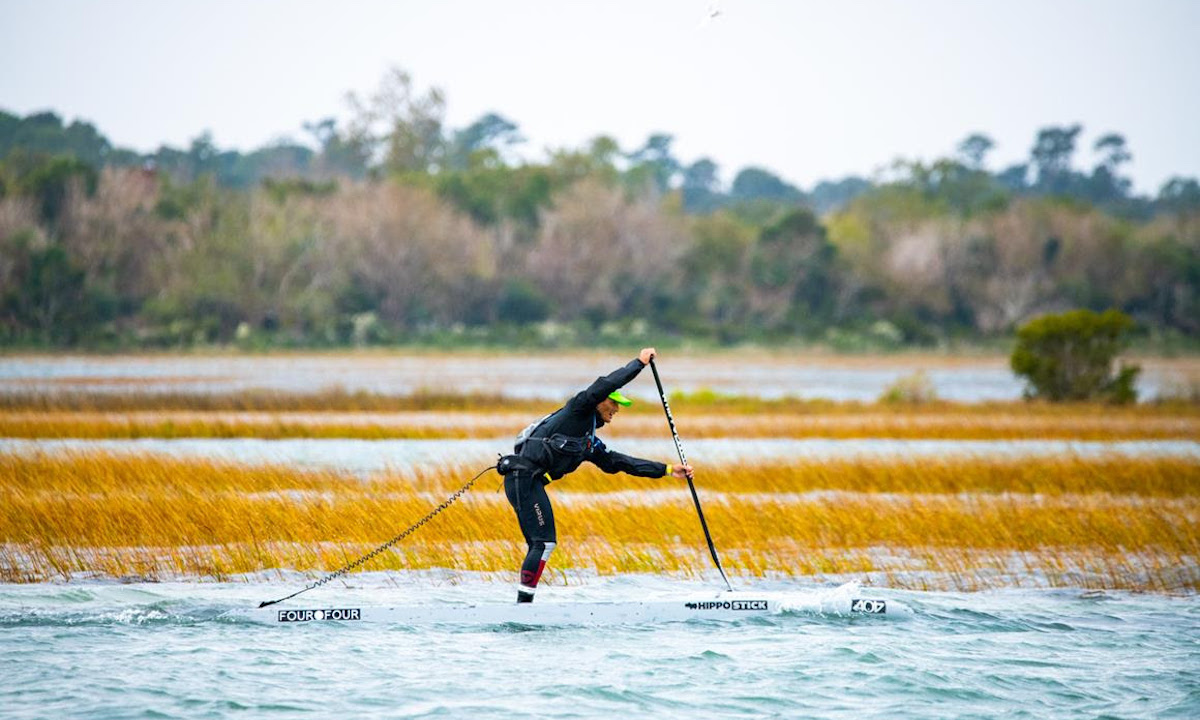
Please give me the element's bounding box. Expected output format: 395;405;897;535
504;473;557;603
517;540;556;603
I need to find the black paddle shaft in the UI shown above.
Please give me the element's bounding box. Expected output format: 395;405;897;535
649;357;733;592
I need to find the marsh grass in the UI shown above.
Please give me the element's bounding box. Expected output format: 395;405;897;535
3;453;1195;591
0;413;480;440
0;388;537;413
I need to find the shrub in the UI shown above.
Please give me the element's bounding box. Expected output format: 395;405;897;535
879;371;939;405
1010;309;1140;403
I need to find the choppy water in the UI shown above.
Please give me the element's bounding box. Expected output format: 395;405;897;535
1;574;1196;719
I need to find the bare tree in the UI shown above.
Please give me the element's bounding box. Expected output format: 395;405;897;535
527;179;687;321
58;167;167;304
345;67;446;175
324;181;495;327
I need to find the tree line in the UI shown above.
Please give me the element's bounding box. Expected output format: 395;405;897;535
1;69;1197;349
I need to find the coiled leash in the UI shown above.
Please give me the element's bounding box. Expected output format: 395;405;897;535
258;464;497;608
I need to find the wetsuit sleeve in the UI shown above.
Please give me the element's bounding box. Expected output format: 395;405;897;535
588;438;669;478
576;358;645;408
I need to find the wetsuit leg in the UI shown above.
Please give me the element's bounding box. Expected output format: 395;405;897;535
503;472;557;603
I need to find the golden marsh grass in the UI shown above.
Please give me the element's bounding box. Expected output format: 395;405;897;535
3;453;1196;591
2;404;1196;440
0;388;537;413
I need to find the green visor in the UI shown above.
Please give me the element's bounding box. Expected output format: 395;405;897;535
607;390;633;406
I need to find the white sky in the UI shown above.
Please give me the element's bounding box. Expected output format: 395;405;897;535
2;0;1198;195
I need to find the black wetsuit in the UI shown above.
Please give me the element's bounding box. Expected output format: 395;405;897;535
503;358;668;602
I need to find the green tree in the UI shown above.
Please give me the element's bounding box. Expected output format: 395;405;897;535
897;158;1008;217
681;158;723;213
809;176;871;214
434;154;553;234
148;185;253;343
1030;124;1085;196
9;153;99;224
625;133;680;195
1128;235;1199;334
748;208;837;332
303;117;371;179
1157;177;1200;215
678;211;755;339
995;163;1029;192
0;231;88;344
956;133;995;171
497;279;551;323
730;166;803;204
445;113;524;171
0;111;113;167
1010;309;1140;403
545;135;621;186
1088;133;1132;203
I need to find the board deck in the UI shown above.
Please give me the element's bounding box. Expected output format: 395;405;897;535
231;592;899;626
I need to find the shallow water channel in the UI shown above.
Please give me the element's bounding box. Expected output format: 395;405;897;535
4;352;1190;402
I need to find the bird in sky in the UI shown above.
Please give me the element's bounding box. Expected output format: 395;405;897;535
698;0;723;28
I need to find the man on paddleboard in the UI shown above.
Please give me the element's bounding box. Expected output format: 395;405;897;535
498;348;694;603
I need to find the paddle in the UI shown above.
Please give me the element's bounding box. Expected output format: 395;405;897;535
648;357;733;592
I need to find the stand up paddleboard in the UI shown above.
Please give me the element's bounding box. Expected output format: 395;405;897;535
237;363;907;629
229;591;902;626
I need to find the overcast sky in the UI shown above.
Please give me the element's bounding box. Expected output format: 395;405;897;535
2;0;1197;194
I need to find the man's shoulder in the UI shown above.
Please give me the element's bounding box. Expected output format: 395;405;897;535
564;390;592;412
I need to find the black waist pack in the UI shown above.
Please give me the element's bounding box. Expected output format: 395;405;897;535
496;454;542;477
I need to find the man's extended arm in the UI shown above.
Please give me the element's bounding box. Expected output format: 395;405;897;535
589;441;669;478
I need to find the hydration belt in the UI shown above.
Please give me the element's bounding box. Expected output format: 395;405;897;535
496;454;545;479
